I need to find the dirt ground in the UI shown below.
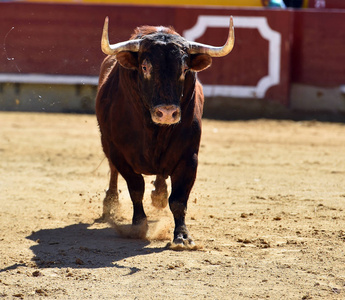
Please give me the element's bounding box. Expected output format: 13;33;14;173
0;111;345;299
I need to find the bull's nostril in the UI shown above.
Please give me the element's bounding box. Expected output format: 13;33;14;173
156;110;163;118
152;105;180;124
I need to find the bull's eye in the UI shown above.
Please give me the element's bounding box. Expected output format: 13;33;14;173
180;64;189;80
141;60;152;79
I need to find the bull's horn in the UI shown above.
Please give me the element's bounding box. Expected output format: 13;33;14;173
101;17;141;55
189;16;235;57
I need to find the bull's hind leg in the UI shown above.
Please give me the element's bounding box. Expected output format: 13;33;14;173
151;175;168;209
99;162;119;221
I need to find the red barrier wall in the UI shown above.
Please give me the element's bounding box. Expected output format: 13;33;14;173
0;3;292;105
291;9;345;87
0;3;344;110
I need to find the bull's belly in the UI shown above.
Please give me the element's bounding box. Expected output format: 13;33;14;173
129;153;175;178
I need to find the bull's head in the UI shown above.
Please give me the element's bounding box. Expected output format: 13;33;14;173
101;17;234;125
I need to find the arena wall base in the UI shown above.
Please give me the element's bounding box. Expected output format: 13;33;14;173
203;95;345;122
0;3;344;120
0;83;97;114
1;83;345;122
290;84;345;114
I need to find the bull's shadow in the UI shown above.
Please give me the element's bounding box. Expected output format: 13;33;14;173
25;222;164;271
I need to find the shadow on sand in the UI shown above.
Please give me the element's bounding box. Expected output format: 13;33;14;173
2;223;165;273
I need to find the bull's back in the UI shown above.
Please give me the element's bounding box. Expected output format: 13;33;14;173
95;56;120;129
193;80;205;122
97;56;117;89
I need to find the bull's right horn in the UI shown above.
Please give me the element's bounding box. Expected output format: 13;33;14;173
189;16;235;57
101;17;141;55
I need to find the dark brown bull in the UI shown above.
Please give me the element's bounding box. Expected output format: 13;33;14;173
96;17;234;248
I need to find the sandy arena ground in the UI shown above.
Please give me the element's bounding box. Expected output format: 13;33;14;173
0;111;345;299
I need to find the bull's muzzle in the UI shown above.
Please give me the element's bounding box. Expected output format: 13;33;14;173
151;105;181;125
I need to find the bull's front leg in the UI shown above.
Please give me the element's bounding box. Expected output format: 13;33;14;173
109;151;147;230
169;153;198;248
126;173;147;226
119;171;148;239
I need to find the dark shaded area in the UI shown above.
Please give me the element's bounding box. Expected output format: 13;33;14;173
1;223;165;274
283;0;303;8
203;97;345;123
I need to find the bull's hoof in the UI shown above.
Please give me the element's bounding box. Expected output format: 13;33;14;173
151;177;168;209
110;217;148;240
166;233;202;251
96;193;119;223
95;212;111;223
127;218;148;239
174;232;195;246
151;189;168;209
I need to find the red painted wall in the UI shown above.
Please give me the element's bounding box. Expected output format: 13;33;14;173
0;3;344;107
0;3;293;105
291;10;345;87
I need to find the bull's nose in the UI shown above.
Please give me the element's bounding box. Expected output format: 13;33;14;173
151;105;181;125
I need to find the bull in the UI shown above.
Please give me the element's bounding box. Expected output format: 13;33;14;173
96;17;234;248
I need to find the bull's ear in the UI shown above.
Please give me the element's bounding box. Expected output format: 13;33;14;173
116;51;138;69
189;54;212;72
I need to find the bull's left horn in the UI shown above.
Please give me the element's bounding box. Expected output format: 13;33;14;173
189;16;235;57
101;17;141;55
